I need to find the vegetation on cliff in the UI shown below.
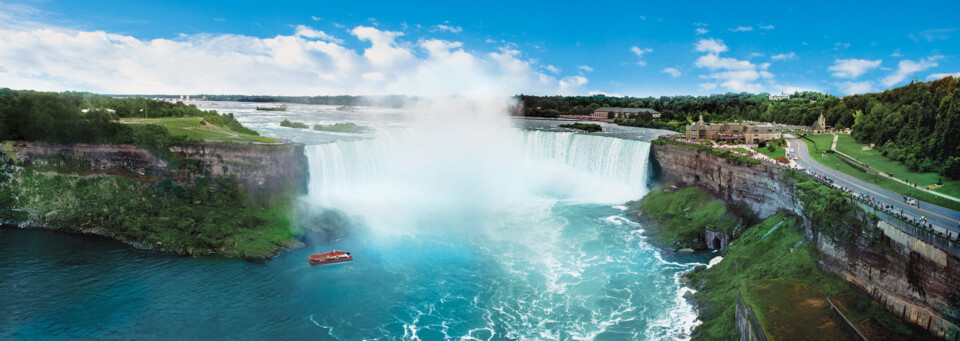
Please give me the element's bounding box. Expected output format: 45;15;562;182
558;123;602;132
0;162;297;258
313;122;362;133
279;119;309;129
652;138;761;165
625;186;741;249
521;77;960;178
687;212;856;339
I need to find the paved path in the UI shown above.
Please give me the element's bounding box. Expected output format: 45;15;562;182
787;136;960;235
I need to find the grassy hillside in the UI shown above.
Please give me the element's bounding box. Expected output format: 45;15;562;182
626;186;742;249
121;117;279;143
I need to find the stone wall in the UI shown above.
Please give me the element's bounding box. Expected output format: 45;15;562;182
736;289;768;341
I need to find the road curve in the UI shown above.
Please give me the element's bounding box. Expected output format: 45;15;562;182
786;137;960;235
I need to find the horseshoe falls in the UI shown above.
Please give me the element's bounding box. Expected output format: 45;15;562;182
297;127;706;340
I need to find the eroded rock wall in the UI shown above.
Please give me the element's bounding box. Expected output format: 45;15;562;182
7;142;308;198
652;142;960;337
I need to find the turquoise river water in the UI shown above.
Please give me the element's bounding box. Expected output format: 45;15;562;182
1;102;710;340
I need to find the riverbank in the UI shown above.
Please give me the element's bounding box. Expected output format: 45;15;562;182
0;140;320;260
640;140;957;339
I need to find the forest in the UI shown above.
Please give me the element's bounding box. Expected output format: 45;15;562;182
519;77;960;178
0;89;259;155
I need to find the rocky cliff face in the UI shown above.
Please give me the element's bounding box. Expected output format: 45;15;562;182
170;144;308;197
651;143;801;219
651;142;960;337
8;142;308;198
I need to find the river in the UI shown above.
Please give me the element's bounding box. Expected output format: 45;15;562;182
1;101;708;340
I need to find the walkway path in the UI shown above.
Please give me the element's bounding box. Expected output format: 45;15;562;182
787;136;960;235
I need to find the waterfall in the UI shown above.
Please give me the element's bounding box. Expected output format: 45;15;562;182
303;128;652;233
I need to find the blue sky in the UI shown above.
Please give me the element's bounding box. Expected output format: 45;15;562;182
1;0;958;96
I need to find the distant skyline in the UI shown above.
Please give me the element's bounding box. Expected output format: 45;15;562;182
1;0;959;96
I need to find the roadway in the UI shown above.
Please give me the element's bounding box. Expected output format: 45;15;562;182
786;136;960;235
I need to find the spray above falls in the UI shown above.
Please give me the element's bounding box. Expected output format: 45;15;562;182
302;99;653;235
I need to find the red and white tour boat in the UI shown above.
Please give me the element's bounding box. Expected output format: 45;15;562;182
307;250;353;266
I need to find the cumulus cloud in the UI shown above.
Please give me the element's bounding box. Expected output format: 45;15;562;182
545;65;560;74
294;25;344;43
881;56;943;86
0;22;587;96
828;59;881;78
695;28;709;35
693;38;772;92
695;38;728;54
662;67;682;77
630;46;653;66
432;24;462;33
836;81;874;95
927;72;960;80
771;52;797;61
577;65;593;72
729;26;753;32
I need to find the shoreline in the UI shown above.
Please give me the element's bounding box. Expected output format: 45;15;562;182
1;222;305;261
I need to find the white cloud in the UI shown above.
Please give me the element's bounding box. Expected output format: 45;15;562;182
662;67;682;77
890;48;902;57
827;59;882;78
294;25;344;43
748;52;765;58
559;75;588;94
881;55;943;86
545;65;560;74
909;28;956;43
695;38;728;54
0;21;587;96
577;65;593;72
927;72;960;80
311;16;321;21
729;26;753;32
834;42;851;50
771;52;797;61
693;39;772;92
630;46;653;66
432;24;462;34
695;28;709;35
836;81;874;95
759;24;774;30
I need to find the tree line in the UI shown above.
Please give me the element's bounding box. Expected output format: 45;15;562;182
0;89;260;155
519;77;960;178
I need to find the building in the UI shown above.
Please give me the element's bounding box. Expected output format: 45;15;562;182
684;113;830;143
685;115;783;143
768;94;790;101
591;107;660;119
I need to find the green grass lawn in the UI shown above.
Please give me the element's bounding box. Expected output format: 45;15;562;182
800;136;960;211
121;117;280;143
730;147;752;154
804;134;836;152
741;279;853;341
835;134;960;198
757;146;786;160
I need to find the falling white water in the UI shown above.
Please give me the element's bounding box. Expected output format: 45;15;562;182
304;127;652;235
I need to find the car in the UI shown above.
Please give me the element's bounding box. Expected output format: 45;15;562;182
793;156;798;160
